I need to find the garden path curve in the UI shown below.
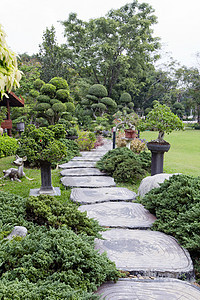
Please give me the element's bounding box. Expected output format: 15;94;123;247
59;140;200;299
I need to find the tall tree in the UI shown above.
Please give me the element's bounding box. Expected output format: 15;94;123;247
61;1;160;97
38;26;73;82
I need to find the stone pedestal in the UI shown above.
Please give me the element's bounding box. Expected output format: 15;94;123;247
29;161;60;196
147;142;170;176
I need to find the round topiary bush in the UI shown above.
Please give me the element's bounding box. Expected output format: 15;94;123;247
88;84;108;98
36;95;51;103
49;77;69;90
40;84;56;97
65;102;75;112
120;92;132;103
56;89;70;102
52;102;66;113
33;79;45;91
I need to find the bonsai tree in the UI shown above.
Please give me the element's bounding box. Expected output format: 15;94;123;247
144;102;184;143
0;24;22;98
33;77;75;125
113;109;139;130
83;84;117;118
17;125;67;194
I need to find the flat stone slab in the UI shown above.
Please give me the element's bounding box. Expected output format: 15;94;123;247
95;229;193;279
71;156;101;162
60;168;106;177
61;176;116;188
70;187;137;204
79;202;156;229
59;161;96;169
80;152;105;158
95;278;200;299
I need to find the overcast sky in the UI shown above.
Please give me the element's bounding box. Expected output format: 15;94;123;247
1;0;200;68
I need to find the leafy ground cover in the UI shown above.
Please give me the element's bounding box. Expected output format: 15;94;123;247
139;174;200;283
140;130;200;177
0;156;120;299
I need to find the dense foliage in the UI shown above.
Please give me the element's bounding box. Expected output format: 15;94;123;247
96;147;151;183
26;194;102;237
0;135;18;158
16;124;67;166
139;174;200;282
0;191;120;298
75;131;96;151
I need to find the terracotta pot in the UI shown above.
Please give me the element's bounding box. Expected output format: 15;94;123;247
124;129;137;139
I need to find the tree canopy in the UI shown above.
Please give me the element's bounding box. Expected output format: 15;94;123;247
61;1;160;97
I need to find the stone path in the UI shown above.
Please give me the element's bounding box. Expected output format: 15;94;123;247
59;140;200;299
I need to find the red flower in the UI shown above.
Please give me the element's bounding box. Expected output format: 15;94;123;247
40;140;42;142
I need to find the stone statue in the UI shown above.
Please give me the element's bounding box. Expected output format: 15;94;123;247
0;155;33;182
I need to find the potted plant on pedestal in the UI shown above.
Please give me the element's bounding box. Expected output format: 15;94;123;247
142;102;184;175
17;125;67;195
113;110;139;138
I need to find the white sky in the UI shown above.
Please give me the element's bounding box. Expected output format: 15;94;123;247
1;0;200;68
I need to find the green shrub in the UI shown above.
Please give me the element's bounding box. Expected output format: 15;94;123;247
52;102;66;113
36;103;51;111
49;77;69;90
0;135;18;158
56;89;70;102
40;84;56;97
75;131;96;151
0;226;119;292
65;102;75;112
26;194;102;237
48;124;66;139
17;126;67;166
36;95;51;103
0;279;98;299
29;89;40;98
88;84;108;98
96;147;151;183
120;92;132;103
139;174;200;283
0;191;27;232
33;79;45;91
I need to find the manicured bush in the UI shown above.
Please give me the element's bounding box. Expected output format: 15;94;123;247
56;89;70;102
88;84;108;98
37;95;51;103
16;125;67;166
0;135;18;158
96;147;151;183
33;79;45;91
139;174;200;283
40;84;56;97
49;77;69;90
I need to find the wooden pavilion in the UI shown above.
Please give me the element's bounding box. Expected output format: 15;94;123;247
0;91;24;136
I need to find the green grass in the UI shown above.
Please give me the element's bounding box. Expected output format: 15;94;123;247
140;130;200;177
0;156;71;202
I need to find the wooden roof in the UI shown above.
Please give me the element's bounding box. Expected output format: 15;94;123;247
0;91;24;107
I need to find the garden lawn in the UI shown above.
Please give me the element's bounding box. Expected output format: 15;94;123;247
140;130;200;177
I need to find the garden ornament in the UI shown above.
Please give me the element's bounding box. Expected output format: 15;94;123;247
0;155;33;182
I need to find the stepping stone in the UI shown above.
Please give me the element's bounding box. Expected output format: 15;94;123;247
71;156;101;162
70;187;137;204
95;278;200;299
60;168;106;177
95;229;193;279
80;152;104;158
59;161;96;169
78;202;156;229
61;176;116;188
